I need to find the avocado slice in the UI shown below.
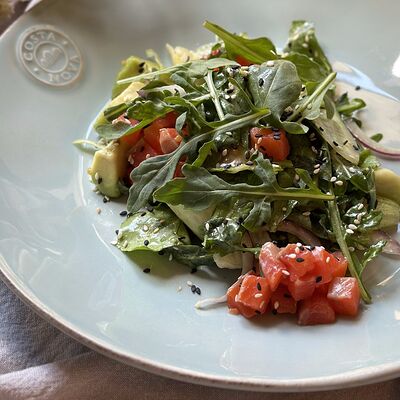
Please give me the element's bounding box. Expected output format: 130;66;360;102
87;140;130;198
374;168;400;206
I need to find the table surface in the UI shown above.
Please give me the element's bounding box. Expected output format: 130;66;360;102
0;3;400;399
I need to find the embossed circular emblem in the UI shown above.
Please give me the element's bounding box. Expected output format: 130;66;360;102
17;25;82;87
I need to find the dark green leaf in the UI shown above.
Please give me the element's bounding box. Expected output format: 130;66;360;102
166;245;216;268
283;52;326;83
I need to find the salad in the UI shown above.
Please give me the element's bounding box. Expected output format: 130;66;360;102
77;20;400;325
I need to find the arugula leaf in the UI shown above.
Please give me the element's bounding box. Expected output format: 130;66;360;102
127;109;271;213
312;109;360;164
335;93;366;116
248;60;302;124
284;21;332;74
166;245;216;268
116;205;190;252
192;140;217;167
203;21;277;64
203;217;243;255
359;240;386;274
331;152;371;193
154;157;334;230
283;53;326;83
96;119;149;140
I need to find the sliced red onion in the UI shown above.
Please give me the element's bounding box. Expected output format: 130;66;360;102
194;294;227;310
344;119;400;159
371;230;400;255
277;221;322;246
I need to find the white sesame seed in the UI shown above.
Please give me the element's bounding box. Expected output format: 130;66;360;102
349;167;356;173
259;301;265;309
92;188;99;193
187;280;193;287
282;270;290;276
222;149;228;156
326;256;331;263
311;146;318;153
310;132;316;138
123;240;128;247
295;247;300;254
302;43;309;48
254;293;263;298
313;168;320;175
224;94;230;100
348;224;357;230
266;60;275;67
205;222;210;231
235;294;239;303
94;172;99;181
117;231;123;239
128;154;135;165
110;240;117;246
348;247;355;252
302;211;311;216
294;174;300;181
153;227;160;234
96;207;101;214
274;301;280;309
282;207;287;211
314;163;321;168
354;219;361;225
295;104;300;110
357;203;364;210
296;242;302;247
177;286;182;292
346;228;354;234
169;254;173;261
145;153;151;159
288;253;297;259
330;176;337;182
257;137;262;145
307;103;313;110
305;35;310;43
335;180;344;186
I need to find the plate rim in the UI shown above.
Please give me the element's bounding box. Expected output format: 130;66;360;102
1;0;400;392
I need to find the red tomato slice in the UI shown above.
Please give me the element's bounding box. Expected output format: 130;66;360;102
270;285;297;314
143;112;178;153
159;128;182;154
237;275;271;314
235;55;252;66
249;127;290;161
297;293;336;326
129;139;159;168
279;244;316;280
327;277;360;316
226;275;257;318
259;242;288;291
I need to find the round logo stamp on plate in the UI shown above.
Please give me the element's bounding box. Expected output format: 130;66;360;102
17;25;82;87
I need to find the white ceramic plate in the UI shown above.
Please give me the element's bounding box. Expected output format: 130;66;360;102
1;0;400;392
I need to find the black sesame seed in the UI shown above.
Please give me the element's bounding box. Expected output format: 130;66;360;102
255;310;261;315
158;250;165;256
139;61;146;67
271;127;280;132
223;164;231;170
258;78;264;87
355;85;361;91
272;309;278;315
119;210;128;216
315;275;322;283
140;146;145;152
140;212;146;217
143;240;149;246
226;88;234;94
257;282;262;291
288;42;292;48
238;216;244;224
333;141;339;146
103;197;108;203
178;236;186;241
97;177;103;184
343;140;348;145
296;257;305;263
115;229;119;235
191;284;196;293
127;212;133;217
143;267;151;273
195;287;201;295
353;144;359;151
283;293;291;299
319;127;324;132
190;267;197;274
